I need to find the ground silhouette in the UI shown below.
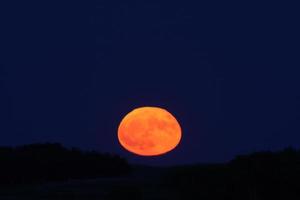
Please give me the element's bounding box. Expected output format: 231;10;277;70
163;147;300;200
0;145;300;199
0;143;131;185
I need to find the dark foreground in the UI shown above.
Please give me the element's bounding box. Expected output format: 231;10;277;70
1;161;300;200
0;166;172;200
1;144;300;199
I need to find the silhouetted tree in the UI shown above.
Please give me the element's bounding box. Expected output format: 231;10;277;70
230;148;300;199
163;148;300;200
0;143;131;185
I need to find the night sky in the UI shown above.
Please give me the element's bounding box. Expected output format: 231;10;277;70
1;1;299;165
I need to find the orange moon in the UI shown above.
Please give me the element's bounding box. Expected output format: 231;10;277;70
118;107;182;156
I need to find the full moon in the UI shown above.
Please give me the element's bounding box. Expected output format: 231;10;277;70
118;107;182;156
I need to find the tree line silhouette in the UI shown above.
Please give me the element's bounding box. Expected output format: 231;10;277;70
0;143;131;185
1;143;300;199
163;147;300;200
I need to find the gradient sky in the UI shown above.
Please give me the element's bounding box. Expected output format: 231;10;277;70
1;1;299;165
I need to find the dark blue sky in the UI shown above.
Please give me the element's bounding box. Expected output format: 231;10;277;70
0;1;299;165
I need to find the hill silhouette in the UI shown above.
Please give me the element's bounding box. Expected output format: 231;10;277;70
0;143;131;185
1;146;300;199
163;147;300;200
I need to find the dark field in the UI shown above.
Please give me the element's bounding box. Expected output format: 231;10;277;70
1;144;300;200
0;166;172;200
1;164;300;200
